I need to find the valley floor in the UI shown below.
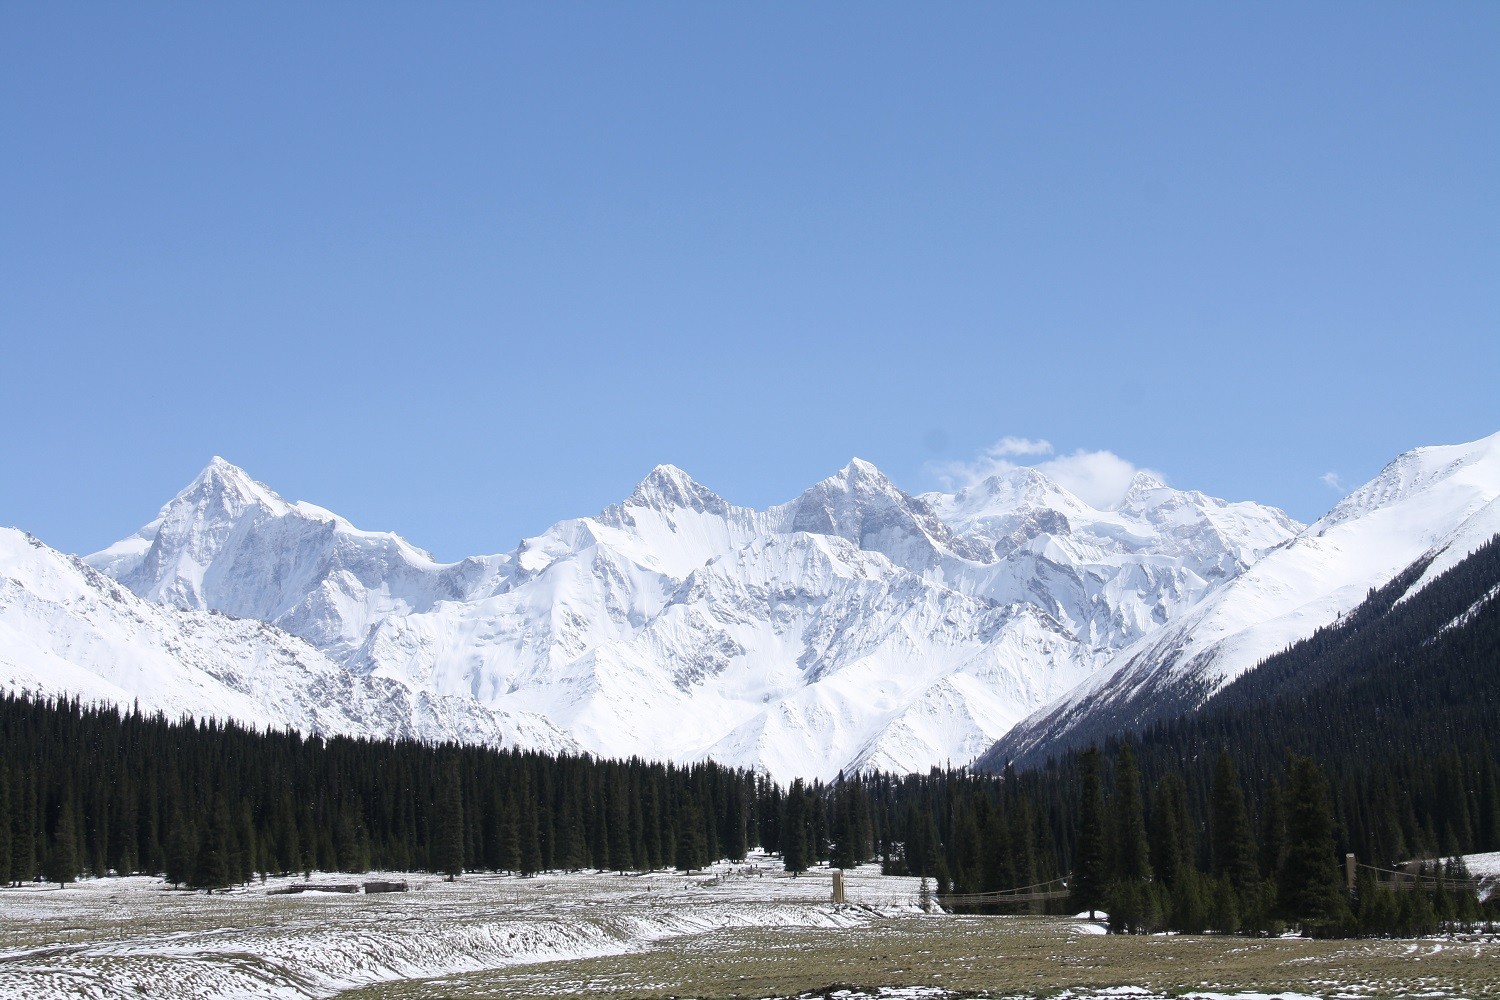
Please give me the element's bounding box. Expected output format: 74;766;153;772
1;858;1496;1000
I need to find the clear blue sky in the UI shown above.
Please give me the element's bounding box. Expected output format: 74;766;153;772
3;4;1496;560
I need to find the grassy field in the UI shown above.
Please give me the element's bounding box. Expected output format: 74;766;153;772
338;912;1500;1000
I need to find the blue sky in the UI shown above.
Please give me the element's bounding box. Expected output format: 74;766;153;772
3;4;1496;560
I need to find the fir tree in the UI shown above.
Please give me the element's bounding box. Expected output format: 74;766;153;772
1149;773;1192;887
781;780;808;875
500;808;522;874
607;786;632;873
1259;778;1287;880
193;797;232;892
45;800;78;888
1278;755;1347;932
519;800;542;876
13;778;36;885
1112;743;1152;883
275;794;301;876
1210;751;1259;898
674;804;703;872
437;761;465;881
165;812;196;888
724;784;748;862
0;764;11;887
1071;747;1109;919
1008;798;1037;900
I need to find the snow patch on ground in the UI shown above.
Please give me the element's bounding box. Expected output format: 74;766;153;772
0;857;922;1000
1463;850;1500;901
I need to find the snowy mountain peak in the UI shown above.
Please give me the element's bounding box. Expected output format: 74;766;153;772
623;464;730;516
987;430;1500;769
778;458;989;565
1123;470;1168;495
794;458;913;510
1318;431;1500;533
840;456;886;481
179;456;289;518
943;467;1089;522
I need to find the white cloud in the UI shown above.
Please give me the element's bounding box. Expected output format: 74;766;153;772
931;437;1161;509
990;436;1055;457
1320;471;1345;491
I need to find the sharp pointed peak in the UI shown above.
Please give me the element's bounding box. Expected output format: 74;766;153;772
624;464;728;514
201;455;249;478
639;463;697;485
824;457;899;489
1127;470;1168;492
175;456;285;511
842;457;883;475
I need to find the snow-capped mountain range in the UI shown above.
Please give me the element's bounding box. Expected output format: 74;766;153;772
985;431;1500;768
4;432;1498;779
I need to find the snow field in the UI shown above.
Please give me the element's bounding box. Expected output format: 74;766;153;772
0;858;924;1000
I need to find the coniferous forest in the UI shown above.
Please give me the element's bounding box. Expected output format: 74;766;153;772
3;537;1498;939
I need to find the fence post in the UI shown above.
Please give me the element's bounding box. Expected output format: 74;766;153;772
1346;853;1357;894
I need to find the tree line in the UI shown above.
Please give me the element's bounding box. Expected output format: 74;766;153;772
5;534;1497;939
2;691;1493;937
0;693;759;891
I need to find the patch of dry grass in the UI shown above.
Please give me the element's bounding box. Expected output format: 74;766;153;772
341;914;1500;1000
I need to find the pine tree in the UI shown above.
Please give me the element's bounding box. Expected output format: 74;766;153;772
1071;747;1109;919
675;798;704;872
0;764;11;887
1008;798;1037;901
1169;869;1209;933
275;794;301;876
166;812;196;888
982;805;1014;893
45;800;78;888
552;794;579;872
13;778;36;885
1149;773;1192;887
237;799;259;882
1210;752;1259;898
724;783;748;862
500;807;521;874
1278;755;1347;932
519;800;542;876
1207;873;1240;933
641;781;663;870
1259;778;1287;880
1112;743;1152;882
109;786;138;875
782;781;808;875
437;761;465;881
193;797;232;892
607;785;632;873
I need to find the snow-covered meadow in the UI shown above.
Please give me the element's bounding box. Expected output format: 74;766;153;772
5;856;1500;1000
0;857;922;1000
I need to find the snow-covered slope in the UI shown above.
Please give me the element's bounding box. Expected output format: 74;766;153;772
988;431;1500;768
0;527;575;751
60;452;1298;780
88;457;510;661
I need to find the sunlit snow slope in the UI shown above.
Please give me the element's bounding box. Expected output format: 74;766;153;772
62;452;1297;779
987;431;1500;768
0;527;576;751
